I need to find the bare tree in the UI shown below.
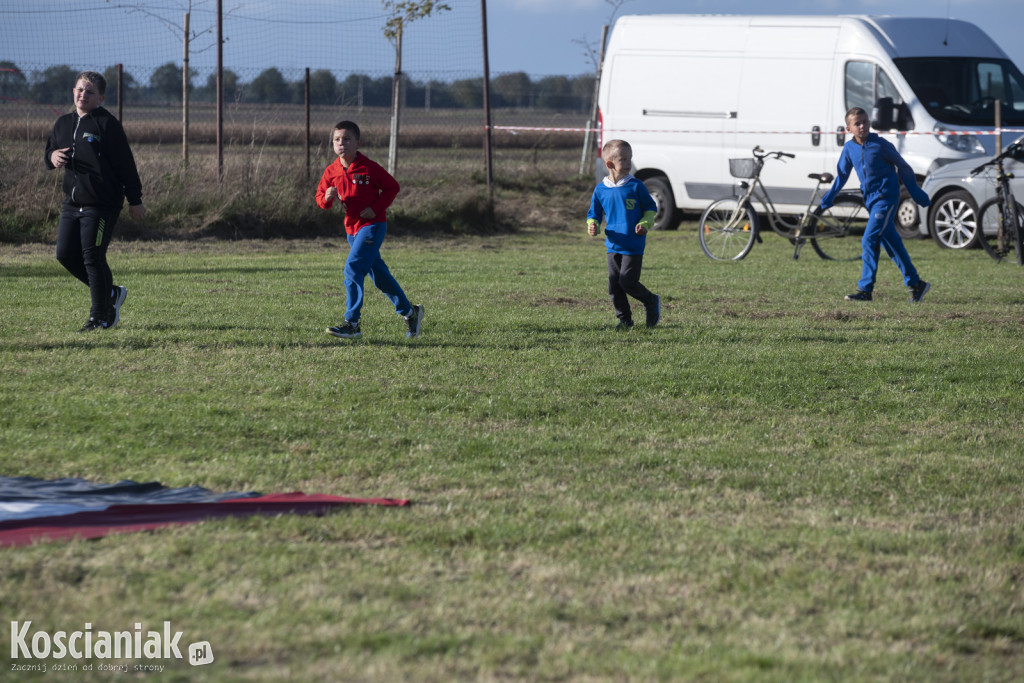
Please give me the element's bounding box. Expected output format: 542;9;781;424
576;0;634;176
120;1;236;163
381;0;451;174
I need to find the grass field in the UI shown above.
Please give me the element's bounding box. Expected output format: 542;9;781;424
2;228;1023;681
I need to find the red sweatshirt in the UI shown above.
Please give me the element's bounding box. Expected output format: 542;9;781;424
315;152;400;235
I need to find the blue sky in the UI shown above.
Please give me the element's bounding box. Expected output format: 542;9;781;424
490;0;1024;76
2;0;1022;80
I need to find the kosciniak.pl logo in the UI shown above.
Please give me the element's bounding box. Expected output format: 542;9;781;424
9;621;214;668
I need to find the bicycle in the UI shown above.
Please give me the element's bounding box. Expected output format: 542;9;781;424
972;136;1024;265
698;146;867;262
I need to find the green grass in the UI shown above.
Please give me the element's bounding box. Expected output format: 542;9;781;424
1;229;1023;681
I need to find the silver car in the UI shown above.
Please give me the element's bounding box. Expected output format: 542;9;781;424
921;135;1024;249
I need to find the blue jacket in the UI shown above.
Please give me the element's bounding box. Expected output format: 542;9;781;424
820;133;930;210
588;175;657;255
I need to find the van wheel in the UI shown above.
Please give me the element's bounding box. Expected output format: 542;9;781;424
642;177;679;230
895;191;920;239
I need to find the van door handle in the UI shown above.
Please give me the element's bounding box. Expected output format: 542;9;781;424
812;126;821;146
836;126;846;146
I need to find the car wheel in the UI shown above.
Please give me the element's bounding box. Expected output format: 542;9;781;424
895;191;920;239
929;190;979;249
642;176;680;230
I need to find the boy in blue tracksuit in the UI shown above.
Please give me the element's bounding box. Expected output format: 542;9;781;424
587;139;661;329
820;107;931;302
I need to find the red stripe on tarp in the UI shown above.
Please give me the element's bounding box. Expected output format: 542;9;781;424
0;492;409;547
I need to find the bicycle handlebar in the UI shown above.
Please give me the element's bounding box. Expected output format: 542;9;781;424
753;146;796;160
970;134;1024;176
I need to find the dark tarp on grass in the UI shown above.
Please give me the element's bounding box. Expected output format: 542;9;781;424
0;476;409;547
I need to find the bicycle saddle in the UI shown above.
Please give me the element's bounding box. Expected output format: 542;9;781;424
808;173;834;184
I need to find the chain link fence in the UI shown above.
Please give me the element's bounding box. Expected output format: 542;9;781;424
1;1;594;187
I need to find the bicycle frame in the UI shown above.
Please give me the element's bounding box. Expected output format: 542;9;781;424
972;136;1024;265
995;174;1016;254
727;151;839;258
698;147;866;263
735;176;821;238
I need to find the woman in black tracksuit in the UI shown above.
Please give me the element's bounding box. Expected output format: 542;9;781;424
44;71;146;331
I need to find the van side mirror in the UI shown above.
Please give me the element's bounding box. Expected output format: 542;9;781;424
871;97;895;130
896;104;914;131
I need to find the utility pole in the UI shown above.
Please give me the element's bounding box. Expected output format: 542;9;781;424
216;0;223;181
480;0;493;204
182;12;190;165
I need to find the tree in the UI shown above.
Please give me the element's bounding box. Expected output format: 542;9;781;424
150;62;196;103
200;69;240;103
450;78;482;109
248;68;290;104
31;65;77;104
102;65;139;105
338;74;393;108
571;75;596;112
308;69;338;105
491;72;532;108
381;0;451;172
536;75;573;110
423;79;456;108
382;0;451;44
0;61;28;101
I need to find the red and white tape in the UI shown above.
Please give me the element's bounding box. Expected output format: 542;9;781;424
489;125;1024;136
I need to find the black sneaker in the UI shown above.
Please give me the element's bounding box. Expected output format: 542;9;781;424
910;281;930;303
404;304;424;338
109;285;128;328
615;320;634;331
844;290;872;301
645;294;661;328
79;317;109;332
327;321;361;339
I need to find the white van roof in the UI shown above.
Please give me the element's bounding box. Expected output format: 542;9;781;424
861;16;1007;59
611;15;1008;61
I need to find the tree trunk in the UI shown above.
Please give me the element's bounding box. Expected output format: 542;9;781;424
388;27;403;175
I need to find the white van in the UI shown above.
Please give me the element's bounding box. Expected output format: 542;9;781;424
597;14;1024;233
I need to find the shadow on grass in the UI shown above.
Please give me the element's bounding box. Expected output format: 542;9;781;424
0;262;302;279
0;331;500;354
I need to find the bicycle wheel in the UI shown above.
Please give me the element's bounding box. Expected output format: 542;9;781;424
977;196;1024;263
698;199;757;261
808;194;866;261
1012;198;1024;266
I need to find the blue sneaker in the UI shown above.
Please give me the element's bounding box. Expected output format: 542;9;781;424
327;321;361;339
645;294;661;328
910;281;930;303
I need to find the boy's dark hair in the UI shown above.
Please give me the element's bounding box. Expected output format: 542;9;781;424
333;120;360;139
77;71;106;95
845;106;868;123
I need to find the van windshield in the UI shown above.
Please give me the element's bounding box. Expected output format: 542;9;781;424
895;57;1024;126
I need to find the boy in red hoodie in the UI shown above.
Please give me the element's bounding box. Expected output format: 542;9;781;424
316;121;423;339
